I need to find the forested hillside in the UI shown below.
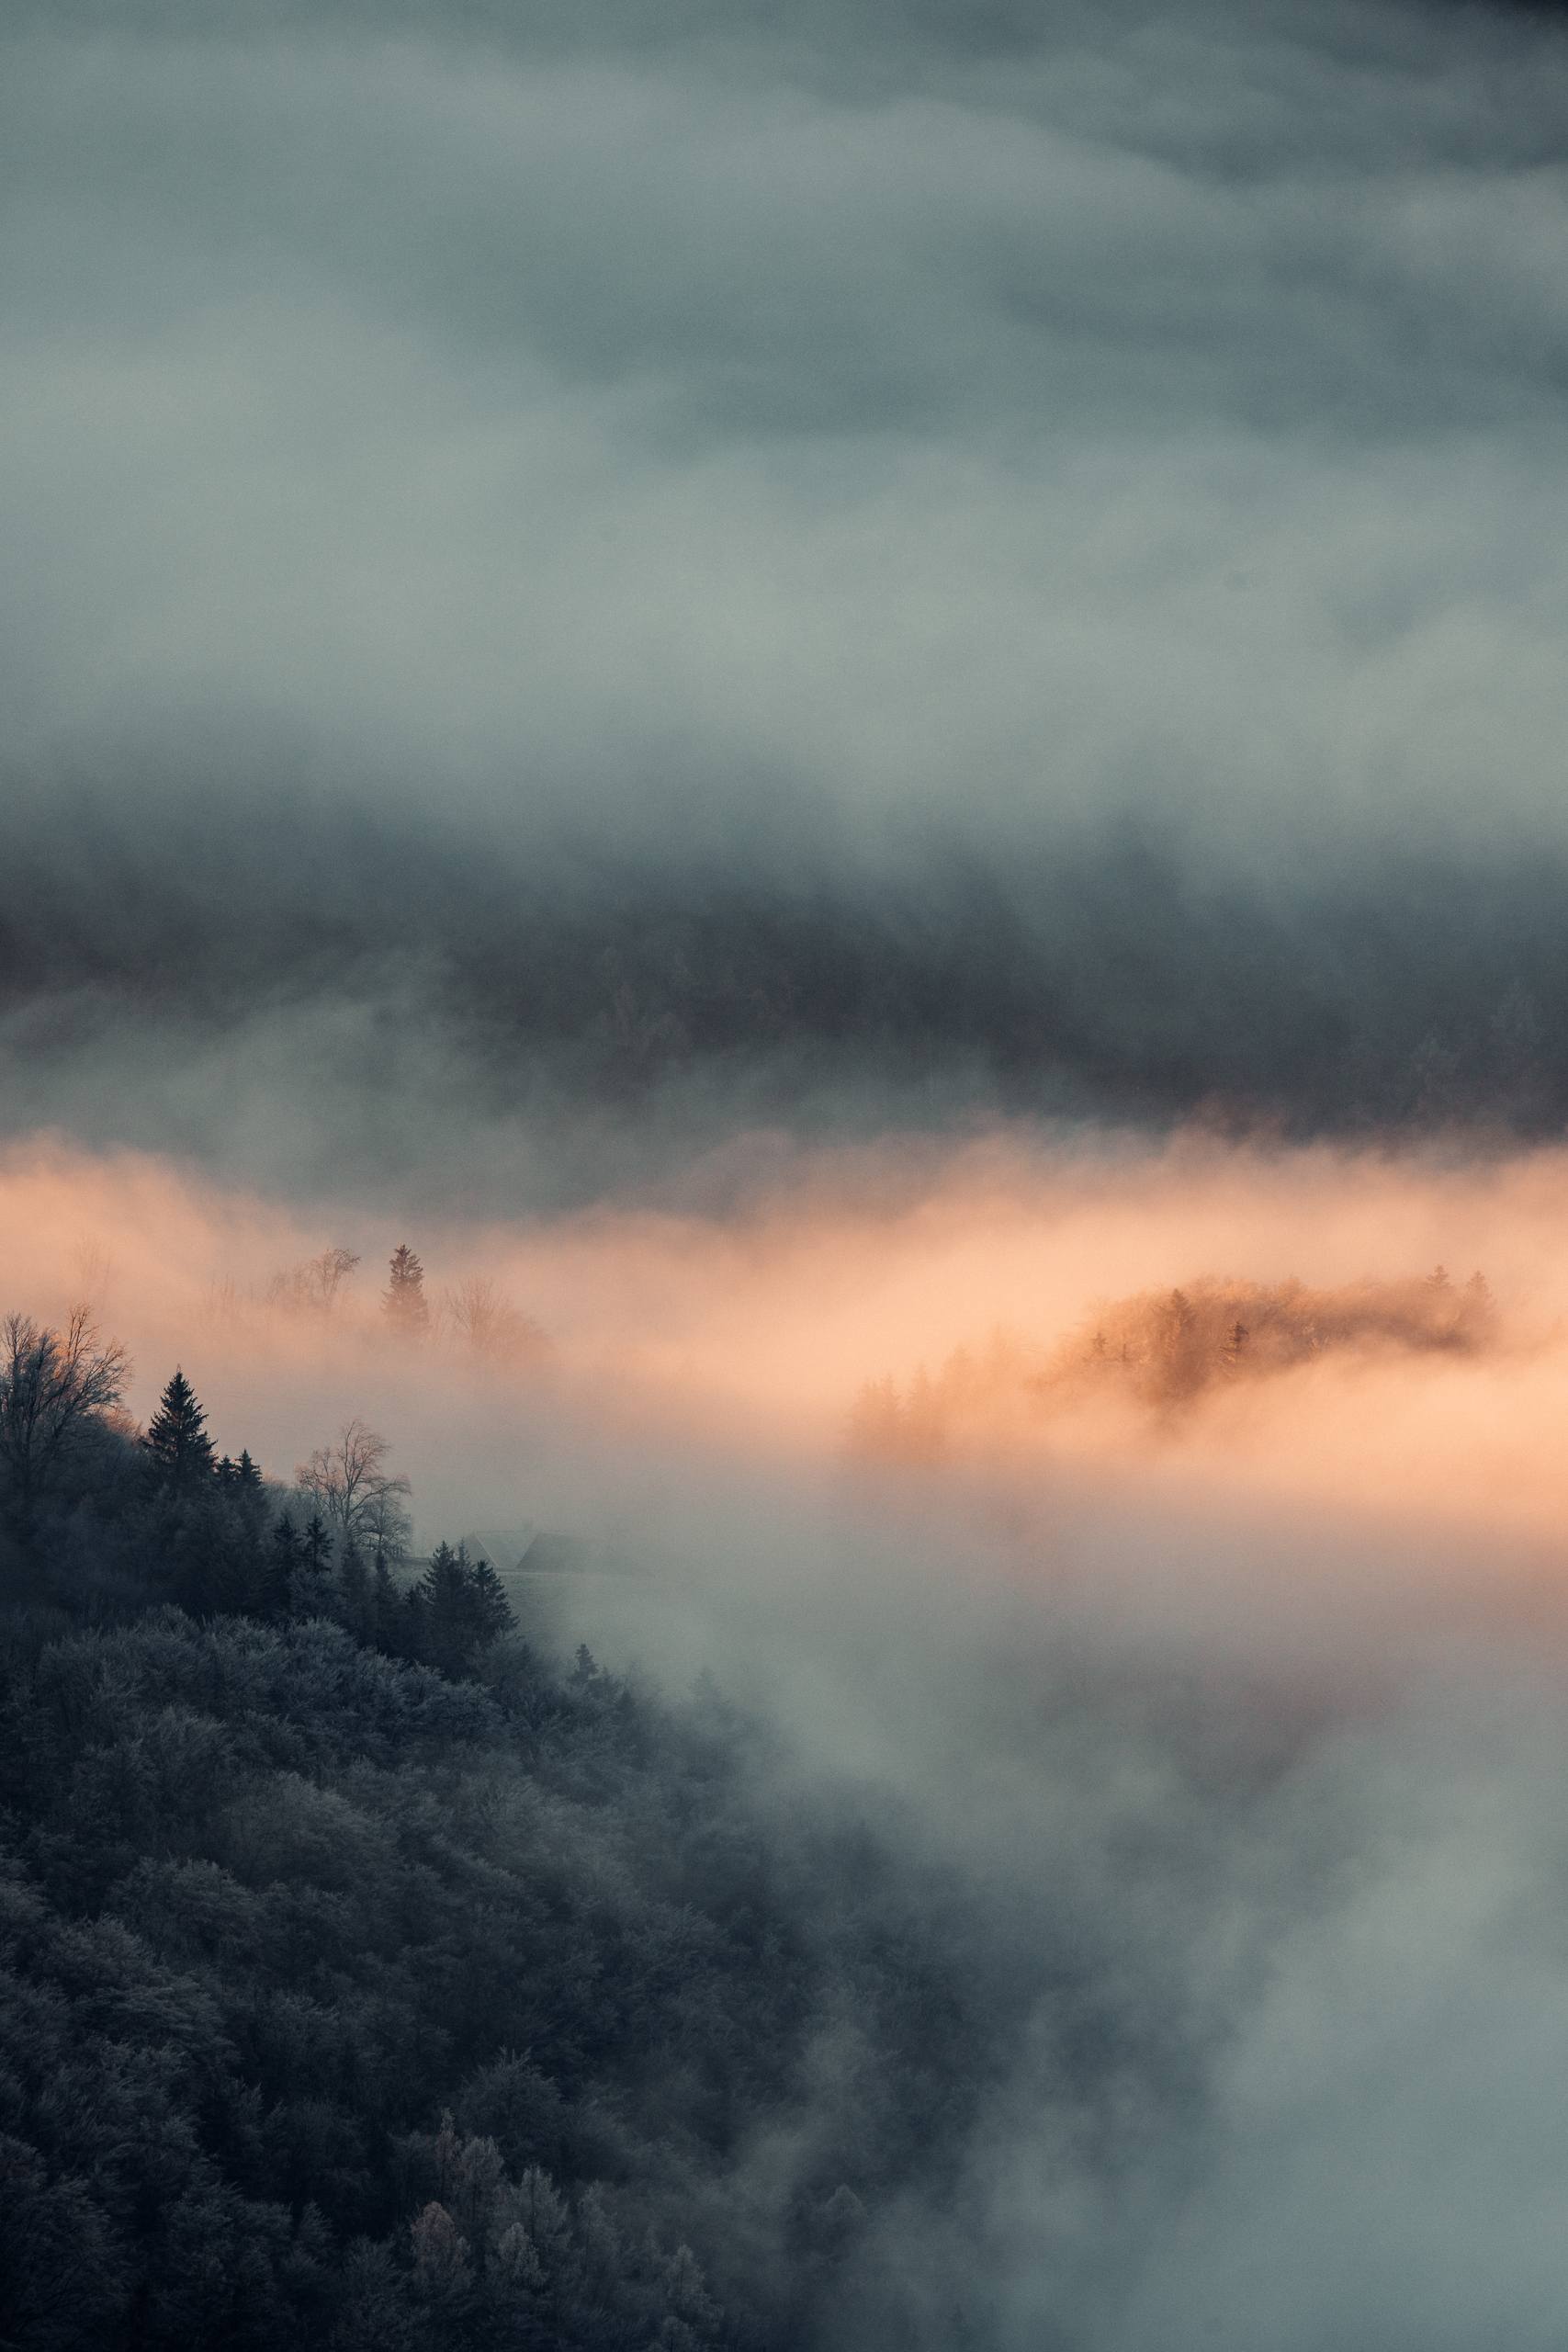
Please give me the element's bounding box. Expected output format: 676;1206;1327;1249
0;1314;1129;2350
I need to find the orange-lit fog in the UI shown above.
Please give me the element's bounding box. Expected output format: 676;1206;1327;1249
6;1126;1568;1574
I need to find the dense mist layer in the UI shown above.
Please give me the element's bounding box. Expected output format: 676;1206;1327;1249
10;1126;1568;1568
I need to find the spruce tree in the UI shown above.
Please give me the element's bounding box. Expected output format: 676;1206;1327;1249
469;1555;516;1645
143;1369;216;1491
371;1545;399;1652
268;1514;302;1616
417;1541;485;1677
338;1537;372;1640
409;1544;517;1676
384;1244;430;1339
216;1449;265;1498
301;1513;335;1575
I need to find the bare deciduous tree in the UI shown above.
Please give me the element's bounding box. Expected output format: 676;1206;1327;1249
264;1246;361;1315
0;1307;130;1530
442;1276;547;1366
295;1419;412;1558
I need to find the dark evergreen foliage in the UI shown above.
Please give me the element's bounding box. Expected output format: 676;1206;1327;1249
0;1314;1137;2351
218;1449;265;1496
144;1368;217;1492
407;1542;517;1679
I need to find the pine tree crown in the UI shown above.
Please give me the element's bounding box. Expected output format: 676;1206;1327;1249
384;1244;431;1331
145;1366;216;1484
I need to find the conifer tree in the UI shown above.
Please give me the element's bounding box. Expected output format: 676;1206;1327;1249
384;1244;430;1339
1460;1270;1497;1342
143;1369;216;1491
268;1512;302;1616
412;1541;517;1677
338;1537;372;1641
406;1543;518;1675
469;1555;516;1645
301;1512;335;1575
216;1449;265;1498
416;1540;468;1675
371;1544;399;1651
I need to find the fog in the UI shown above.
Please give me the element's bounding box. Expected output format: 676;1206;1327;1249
11;1128;1568;2342
7;1125;1568;1544
9;0;1568;2341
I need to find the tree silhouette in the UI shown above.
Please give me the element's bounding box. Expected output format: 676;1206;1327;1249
442;1275;547;1365
144;1368;216;1491
0;1308;129;1533
385;1245;430;1339
413;1543;515;1677
219;1446;264;1495
371;1544;400;1650
338;1537;373;1642
469;1555;516;1645
268;1513;303;1616
296;1419;412;1556
1156;1287;1202;1400
300;1512;335;1576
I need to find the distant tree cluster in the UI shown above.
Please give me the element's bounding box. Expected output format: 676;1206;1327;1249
848;1267;1501;1462
1054;1266;1499;1408
247;1246;549;1370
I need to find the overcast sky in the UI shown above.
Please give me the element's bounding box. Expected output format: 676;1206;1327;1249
8;0;1568;854
6;0;1568;1178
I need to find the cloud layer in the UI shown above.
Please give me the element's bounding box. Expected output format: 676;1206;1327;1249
6;0;1568;1169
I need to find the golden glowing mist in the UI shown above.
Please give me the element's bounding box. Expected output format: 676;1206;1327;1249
6;1127;1568;1559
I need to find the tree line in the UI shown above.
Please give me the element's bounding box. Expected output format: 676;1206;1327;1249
0;1314;518;1686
